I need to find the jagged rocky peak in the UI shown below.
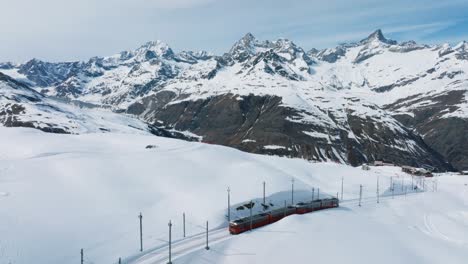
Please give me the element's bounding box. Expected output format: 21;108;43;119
176;50;213;63
307;48;319;57
228;33;307;63
21;58;44;68
121;40;175;62
360;29;397;45
435;41;468;59
454;40;468;50
0;62;16;69
315;46;347;63
228;33;262;62
454;40;468;60
0;72;21;85
353;30;399;64
142;40;174;55
389;40;427;53
272;38;308;62
437;43;454;57
0;72;44;102
17;59;80;87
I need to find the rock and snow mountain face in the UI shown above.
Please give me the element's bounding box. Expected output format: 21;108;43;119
0;72;198;140
2;30;467;170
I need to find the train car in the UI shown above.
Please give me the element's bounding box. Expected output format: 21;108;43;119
229;213;270;234
299;198;337;213
229;198;339;235
268;205;295;222
326;198;339;208
295;202;312;214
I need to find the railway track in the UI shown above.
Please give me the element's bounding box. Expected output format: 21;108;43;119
127;190;423;264
128;228;230;264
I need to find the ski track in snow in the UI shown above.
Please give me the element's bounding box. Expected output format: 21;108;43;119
422;213;468;247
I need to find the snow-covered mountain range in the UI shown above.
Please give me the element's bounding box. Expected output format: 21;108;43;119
1;30;467;170
0;72;198;140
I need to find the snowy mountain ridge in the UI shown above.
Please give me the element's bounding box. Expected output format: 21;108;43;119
0;72;200;141
1;30;467;170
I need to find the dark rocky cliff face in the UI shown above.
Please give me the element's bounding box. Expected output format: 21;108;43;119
128;92;452;171
387;90;467;171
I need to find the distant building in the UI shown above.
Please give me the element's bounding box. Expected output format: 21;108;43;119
402;166;411;173
373;161;384;166
362;164;370;171
373;160;394;166
460;171;468;175
402;166;433;177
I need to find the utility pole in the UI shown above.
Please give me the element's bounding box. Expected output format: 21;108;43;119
341;177;344;201
249;201;253;231
390;176;393;192
291;178;295;205
227;187;231;222
183;212;186;238
317;188;320;200
81;248;84;264
139;213;143;252
336;192;339;199
411;176;414;190
359;185;363;207
263;181;266;205
284;200;287;217
205;221;210;250
168;220;172;264
392;183;395;199
312;187;315;201
377;177;380;204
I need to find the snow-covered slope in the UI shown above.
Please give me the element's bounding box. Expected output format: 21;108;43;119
177;176;468;264
0;72;201;142
0;127;467;264
1;30;467;169
0;72;150;134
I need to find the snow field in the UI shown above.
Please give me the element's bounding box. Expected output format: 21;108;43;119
0;127;467;264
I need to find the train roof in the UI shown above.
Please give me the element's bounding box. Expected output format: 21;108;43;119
230;213;269;224
230;198;339;224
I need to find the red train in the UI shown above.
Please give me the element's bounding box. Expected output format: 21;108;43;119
229;198;339;235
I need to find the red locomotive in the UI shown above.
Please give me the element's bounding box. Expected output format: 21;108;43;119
229;198;339;235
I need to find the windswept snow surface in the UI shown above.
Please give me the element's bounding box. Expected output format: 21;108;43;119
0;127;467;264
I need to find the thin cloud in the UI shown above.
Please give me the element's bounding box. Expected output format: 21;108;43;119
0;0;467;62
384;21;458;35
137;0;220;9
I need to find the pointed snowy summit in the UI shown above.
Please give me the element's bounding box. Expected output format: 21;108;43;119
136;40;174;59
229;33;256;52
454;40;468;50
360;29;397;45
228;33;260;62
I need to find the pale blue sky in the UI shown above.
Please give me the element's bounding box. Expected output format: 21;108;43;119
1;0;467;62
